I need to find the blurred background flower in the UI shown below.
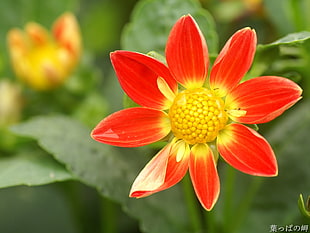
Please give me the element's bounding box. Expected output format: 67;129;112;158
0;79;23;127
7;12;81;91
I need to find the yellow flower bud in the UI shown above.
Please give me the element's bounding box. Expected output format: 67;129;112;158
7;12;81;91
0;80;23;127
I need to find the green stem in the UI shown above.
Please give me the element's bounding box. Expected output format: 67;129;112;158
204;209;216;233
223;165;236;232
231;177;262;232
290;0;304;31
100;197;118;233
182;174;204;233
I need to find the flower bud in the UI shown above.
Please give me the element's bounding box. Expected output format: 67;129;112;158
7;12;81;91
0;80;23;127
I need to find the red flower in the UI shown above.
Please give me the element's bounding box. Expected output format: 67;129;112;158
91;15;302;210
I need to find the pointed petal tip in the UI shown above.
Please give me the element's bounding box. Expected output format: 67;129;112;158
129;190;150;198
218;124;278;177
189;144;220;212
166;13;208;88
110;50;177;109
226;76;303;124
90;108;171;147
129;141;190;200
210;26;257;96
237;27;256;36
248;165;278;177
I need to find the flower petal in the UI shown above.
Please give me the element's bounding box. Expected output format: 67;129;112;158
110;51;177;110
189;143;220;211
217;123;278;176
130;141;190;198
91;107;170;147
52;12;81;57
225;76;303;124
166;15;209;89
25;23;49;46
210;28;256;97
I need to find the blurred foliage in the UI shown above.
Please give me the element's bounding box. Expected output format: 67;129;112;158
0;0;309;232
122;0;218;54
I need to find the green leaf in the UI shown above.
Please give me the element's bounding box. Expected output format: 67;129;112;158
247;31;310;80
11;115;195;233
264;0;310;35
265;31;310;47
121;0;218;55
0;151;73;188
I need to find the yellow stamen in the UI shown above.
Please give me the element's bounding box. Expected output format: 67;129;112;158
169;88;228;144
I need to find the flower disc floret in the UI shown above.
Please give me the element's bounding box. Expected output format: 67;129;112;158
169;88;228;144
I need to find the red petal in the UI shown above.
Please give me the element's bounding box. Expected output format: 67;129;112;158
225;76;303;124
166;15;209;89
91;107;170;147
110;51;177;110
210;28;256;96
217;123;278;176
189;144;220;211
130;142;190;198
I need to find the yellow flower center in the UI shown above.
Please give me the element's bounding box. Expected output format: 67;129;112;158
169;88;228;144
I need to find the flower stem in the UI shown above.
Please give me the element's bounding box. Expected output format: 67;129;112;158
204;209;217;233
223;165;236;232
100;197;118;233
182;174;204;233
290;0;304;31
231;177;262;232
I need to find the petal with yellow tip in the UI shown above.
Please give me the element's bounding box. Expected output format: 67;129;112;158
130;141;190;198
217;123;278;176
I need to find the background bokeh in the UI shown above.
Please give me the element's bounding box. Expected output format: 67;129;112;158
0;0;309;232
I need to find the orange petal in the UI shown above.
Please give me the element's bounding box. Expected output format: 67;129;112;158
166;15;209;89
225;76;303;124
110;51;177;110
25;23;49;46
7;29;28;72
210;28;256;97
130;141;190;198
217;123;278;176
189;143;220;211
52;12;81;57
91;107;170;147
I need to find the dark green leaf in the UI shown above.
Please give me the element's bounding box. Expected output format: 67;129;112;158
11;115;196;233
264;31;310;47
0;151;73;188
